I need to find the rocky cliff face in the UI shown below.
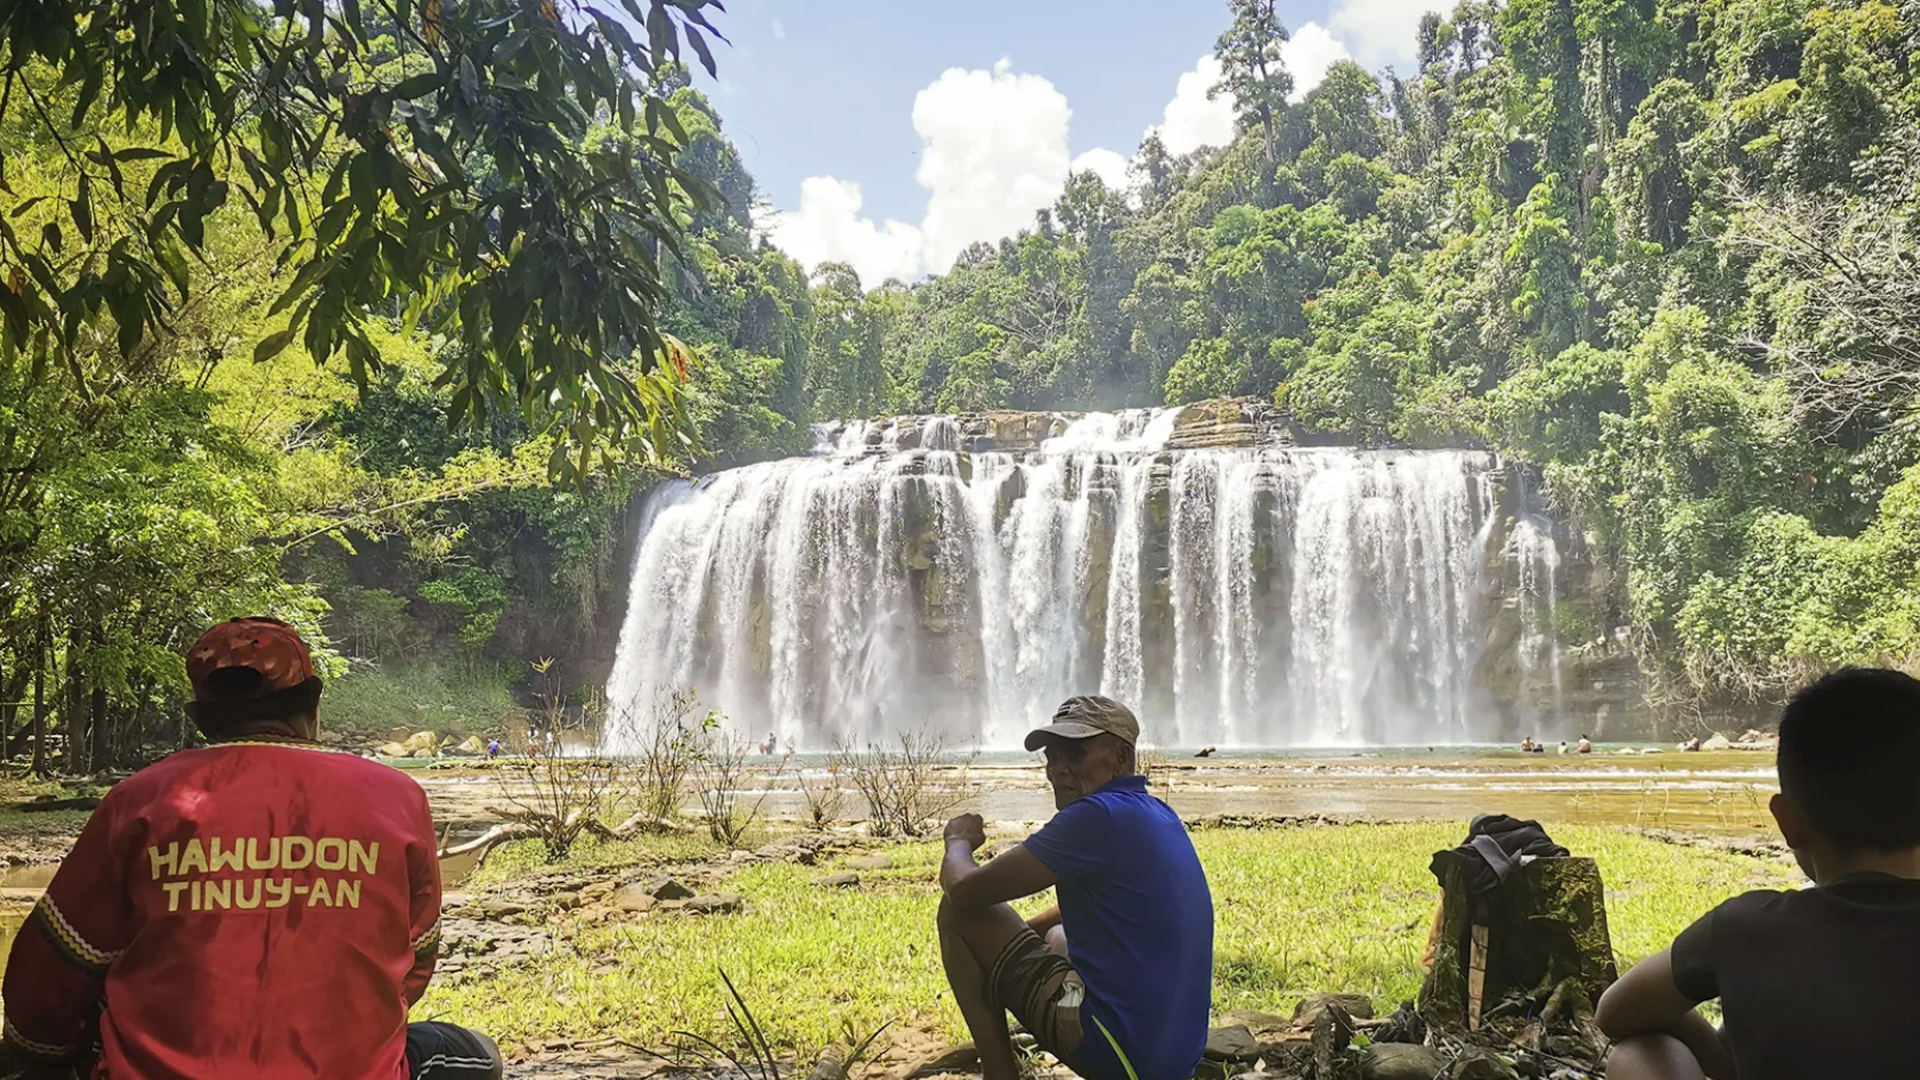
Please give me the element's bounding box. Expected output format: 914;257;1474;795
821;398;1322;455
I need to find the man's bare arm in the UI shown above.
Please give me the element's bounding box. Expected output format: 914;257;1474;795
1025;904;1063;933
940;814;1057;908
1596;949;1737;1080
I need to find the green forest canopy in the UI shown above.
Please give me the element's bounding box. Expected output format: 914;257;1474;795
3;0;1920;768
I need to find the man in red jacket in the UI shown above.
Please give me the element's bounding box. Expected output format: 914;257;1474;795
1;618;502;1080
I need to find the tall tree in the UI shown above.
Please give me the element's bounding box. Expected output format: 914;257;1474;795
0;0;728;479
1211;0;1294;164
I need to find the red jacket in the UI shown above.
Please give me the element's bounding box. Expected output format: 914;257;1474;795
3;737;442;1079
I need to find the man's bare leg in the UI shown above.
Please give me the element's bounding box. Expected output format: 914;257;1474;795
1607;1034;1708;1080
938;898;1044;1080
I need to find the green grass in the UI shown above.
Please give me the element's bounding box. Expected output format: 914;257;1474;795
417;823;1796;1058
321;659;524;741
463;831;729;888
0;776;104;842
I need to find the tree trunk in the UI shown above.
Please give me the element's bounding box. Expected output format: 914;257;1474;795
30;616;47;776
90;681;110;772
0;651;14;760
1417;856;1618;1031
65;627;87;774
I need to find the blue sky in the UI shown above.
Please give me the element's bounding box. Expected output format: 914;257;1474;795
692;0;1431;286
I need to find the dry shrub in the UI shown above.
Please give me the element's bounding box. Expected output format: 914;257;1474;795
1138;744;1172;799
633;686;716;824
832;730;975;837
797;755;848;831
493;686;628;861
694;728;784;848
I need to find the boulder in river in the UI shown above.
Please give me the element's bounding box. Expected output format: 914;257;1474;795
401;730;440;754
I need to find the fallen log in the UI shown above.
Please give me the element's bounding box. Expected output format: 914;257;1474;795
595;810;699;838
13;797;99;812
438;823;537;864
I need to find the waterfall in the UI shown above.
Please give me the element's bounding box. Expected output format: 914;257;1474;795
606;408;1555;750
1511;516;1566;727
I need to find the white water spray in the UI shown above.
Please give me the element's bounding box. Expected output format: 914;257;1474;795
607;410;1563;749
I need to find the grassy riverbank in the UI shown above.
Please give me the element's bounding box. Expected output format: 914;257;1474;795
419;822;1796;1059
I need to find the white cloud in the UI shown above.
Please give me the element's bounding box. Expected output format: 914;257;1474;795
1327;0;1427;67
766;59;1073;284
1140;28;1347;159
1151;54;1237;157
1070;148;1132;189
913;60;1073;272
765;178;926;288
770;19;786;39
765;28;1364;283
1074;27;1345;191
1282;23;1352;99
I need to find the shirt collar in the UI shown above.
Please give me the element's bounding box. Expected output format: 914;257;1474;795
211;731;319;746
1101;774;1148;793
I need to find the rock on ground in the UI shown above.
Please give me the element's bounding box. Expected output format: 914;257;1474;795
1361;1043;1446;1080
435;919;554;981
849;853;894;871
1204;1025;1261;1062
676;892;743;914
1218;1009;1294;1035
1445;1048;1520;1079
609;884;658;913
1294;992;1375;1027
647;876;695;901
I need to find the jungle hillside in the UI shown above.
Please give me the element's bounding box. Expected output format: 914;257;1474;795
2;0;1919;769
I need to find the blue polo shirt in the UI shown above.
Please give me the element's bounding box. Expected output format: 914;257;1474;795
1023;775;1214;1080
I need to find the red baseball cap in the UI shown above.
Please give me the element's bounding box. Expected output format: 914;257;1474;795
185;618;315;702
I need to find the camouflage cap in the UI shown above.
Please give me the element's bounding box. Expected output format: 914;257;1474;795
185;617;315;702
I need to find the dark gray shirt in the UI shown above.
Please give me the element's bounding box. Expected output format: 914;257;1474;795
1670;873;1920;1080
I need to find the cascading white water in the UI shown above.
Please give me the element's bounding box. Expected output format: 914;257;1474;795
606;408;1565;750
1511;516;1566;725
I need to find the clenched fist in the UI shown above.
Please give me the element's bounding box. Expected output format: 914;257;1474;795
944;812;986;851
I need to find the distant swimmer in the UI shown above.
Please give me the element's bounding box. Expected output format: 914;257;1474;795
1559;740;1570;754
1577;734;1593;754
1520;737;1536;752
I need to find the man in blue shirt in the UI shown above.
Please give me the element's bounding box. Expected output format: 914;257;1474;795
938;696;1214;1080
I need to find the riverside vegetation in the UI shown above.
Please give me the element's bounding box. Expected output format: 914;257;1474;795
2;0;1919;773
417;822;1795;1064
